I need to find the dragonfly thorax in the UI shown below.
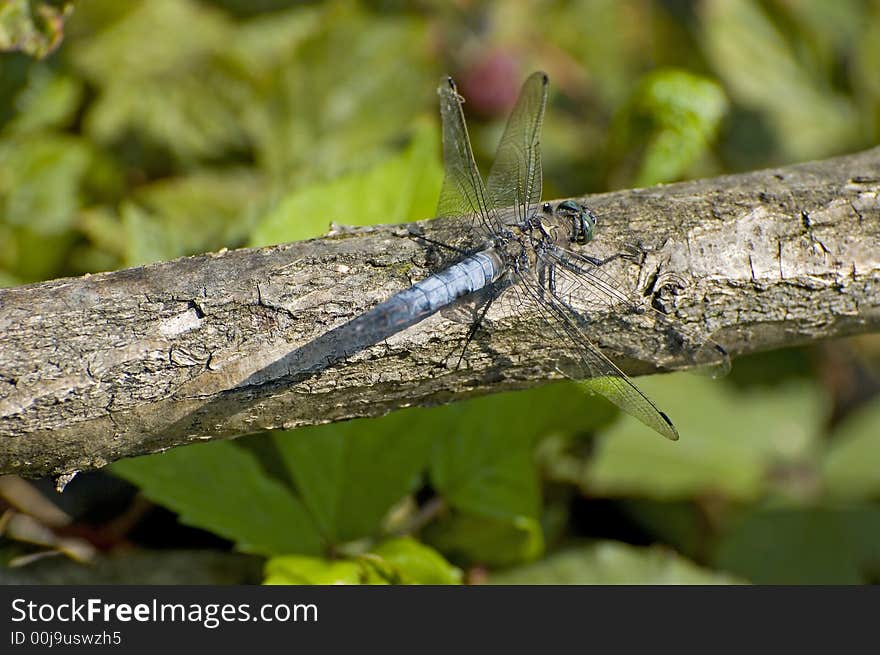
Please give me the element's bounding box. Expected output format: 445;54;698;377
492;230;532;273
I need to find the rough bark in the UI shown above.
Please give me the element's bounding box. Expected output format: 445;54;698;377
1;148;879;481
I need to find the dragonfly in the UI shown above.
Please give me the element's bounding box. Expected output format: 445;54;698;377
277;71;728;440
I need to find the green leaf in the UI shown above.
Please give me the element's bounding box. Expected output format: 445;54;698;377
264;555;367;585
70;0;252;162
584;375;823;501
119;202;171;267
111;441;323;557
544;1;662;108
263;537;461;585
430;415;540;522
0;223;73;283
113;170;267;266
701;0;860;161
618;499;706;561
855;11;880;101
124;170;267;264
3;67;83;134
237;3;434;183
429;382;611;522
822;399;880;500
424;512;544;568
621;69;728;186
249;119;442;246
272;409;434;545
490;541;745;584
0;0;71;58
0;134;93;234
225;5;321;76
270;382;607;559
368;537;462;584
417;383;612;568
76;207;128;261
715;504;880;584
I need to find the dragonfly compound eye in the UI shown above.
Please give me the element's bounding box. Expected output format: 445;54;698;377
577;206;597;243
556;200;596;243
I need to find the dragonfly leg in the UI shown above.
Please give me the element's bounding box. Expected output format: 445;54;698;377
407;228;473;258
440;280;508;370
455;296;495;369
537;262;545;299
439;295;495;371
579;242;646;267
537;260;556;299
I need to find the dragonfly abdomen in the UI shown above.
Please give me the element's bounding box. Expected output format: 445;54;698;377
409;250;503;313
355;250;503;338
263;251;504;382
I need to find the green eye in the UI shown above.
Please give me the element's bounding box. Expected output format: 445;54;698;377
554;201;597;243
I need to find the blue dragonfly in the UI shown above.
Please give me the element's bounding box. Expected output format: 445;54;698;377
277;71;729;440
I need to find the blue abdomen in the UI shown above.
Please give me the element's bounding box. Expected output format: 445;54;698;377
351;250;503;339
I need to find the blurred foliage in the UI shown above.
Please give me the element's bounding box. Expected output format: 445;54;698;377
264;538;463;584
248;118;442;245
489;541;745;584
0;0;72;59
610;69;727;187
3;0;880;584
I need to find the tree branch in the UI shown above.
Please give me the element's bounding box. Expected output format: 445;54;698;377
2;148;879;480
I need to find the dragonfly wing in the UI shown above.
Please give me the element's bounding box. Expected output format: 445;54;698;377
544;246;731;376
486;71;549;225
435;76;502;247
494;276;680;441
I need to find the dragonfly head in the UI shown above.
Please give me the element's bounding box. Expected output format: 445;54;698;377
553;200;597;244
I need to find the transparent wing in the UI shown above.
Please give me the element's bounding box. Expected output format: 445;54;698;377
435;76;502;248
494;276;680;440
543;245;731;376
486;71;549;225
543;246;639;313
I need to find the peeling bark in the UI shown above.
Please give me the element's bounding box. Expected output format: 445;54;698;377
1;148;879;479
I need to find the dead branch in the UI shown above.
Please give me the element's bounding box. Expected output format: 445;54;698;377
1;147;878;480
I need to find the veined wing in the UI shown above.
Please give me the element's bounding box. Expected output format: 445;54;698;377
486;71;549;225
435;77;502;243
544;245;639;312
496;275;680;440
543;245;731;376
